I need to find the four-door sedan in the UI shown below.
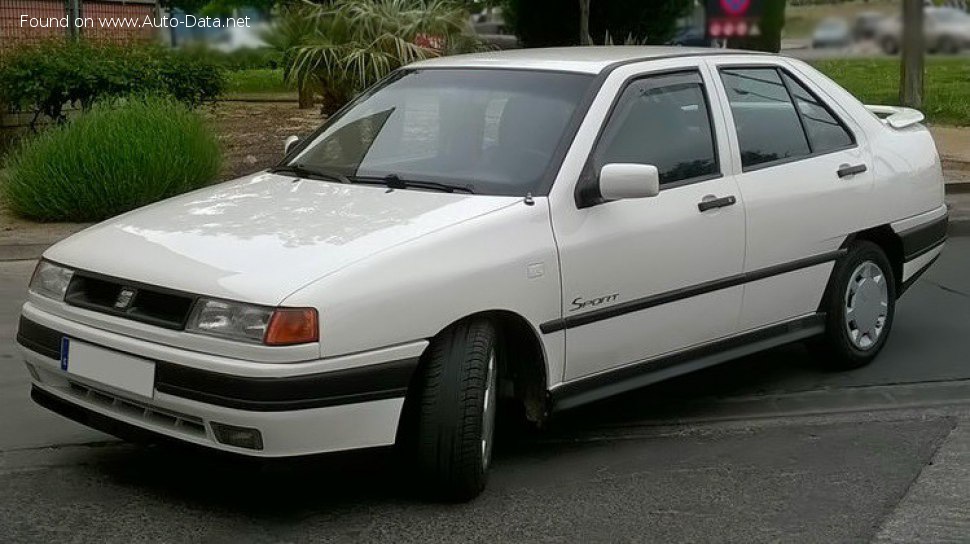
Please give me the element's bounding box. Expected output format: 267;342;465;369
17;47;946;500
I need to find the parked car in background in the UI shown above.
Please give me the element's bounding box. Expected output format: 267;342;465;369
18;47;946;501
813;18;852;48
852;11;887;42
875;7;970;54
668;26;710;47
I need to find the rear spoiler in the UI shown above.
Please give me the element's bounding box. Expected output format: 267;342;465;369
865;105;925;129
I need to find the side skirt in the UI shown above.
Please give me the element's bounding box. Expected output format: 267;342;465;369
550;314;826;412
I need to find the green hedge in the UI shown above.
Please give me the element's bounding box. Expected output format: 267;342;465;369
179;45;283;71
2;97;222;222
0;41;225;126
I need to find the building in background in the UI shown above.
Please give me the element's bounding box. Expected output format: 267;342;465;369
0;0;159;56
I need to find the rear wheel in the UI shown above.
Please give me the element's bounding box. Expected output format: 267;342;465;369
815;241;896;370
938;37;960;55
881;37;899;55
409;318;498;501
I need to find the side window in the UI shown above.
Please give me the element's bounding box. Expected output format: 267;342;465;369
592;71;718;186
720;68;810;169
781;72;855;153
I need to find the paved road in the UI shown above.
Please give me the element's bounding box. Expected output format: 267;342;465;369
1;237;969;542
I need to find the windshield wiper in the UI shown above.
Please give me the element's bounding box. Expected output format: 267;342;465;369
268;164;352;185
351;174;474;194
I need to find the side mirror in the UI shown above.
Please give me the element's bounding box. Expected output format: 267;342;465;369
284;135;300;156
599;163;660;201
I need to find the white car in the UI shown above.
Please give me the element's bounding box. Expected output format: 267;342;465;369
18;47;947;500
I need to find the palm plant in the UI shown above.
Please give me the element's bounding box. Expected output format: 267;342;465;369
263;5;322;108
279;0;484;114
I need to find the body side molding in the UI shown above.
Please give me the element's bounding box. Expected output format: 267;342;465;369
550;314;825;411
540;250;845;333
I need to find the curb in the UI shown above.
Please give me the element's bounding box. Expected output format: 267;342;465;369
950;218;970;238
943;157;970;172
0;243;51;262
946;181;970;194
221;95;299;104
2;190;969;263
3;221;969;264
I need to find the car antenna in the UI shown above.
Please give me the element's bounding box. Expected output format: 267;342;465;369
523;193;535;206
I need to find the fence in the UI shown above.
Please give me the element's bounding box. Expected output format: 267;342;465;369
0;0;159;56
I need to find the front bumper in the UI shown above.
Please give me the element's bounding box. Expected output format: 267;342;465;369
17;306;426;457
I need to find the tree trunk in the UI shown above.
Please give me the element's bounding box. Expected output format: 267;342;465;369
900;0;924;108
579;0;591;45
729;0;786;52
298;84;314;110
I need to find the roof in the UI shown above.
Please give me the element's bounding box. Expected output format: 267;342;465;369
408;46;763;74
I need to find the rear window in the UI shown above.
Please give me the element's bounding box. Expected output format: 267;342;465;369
781;72;855;154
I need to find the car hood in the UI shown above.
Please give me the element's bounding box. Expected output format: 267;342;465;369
45;172;519;305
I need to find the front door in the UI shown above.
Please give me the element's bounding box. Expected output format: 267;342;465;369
550;65;746;382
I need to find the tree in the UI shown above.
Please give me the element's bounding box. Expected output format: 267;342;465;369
263;5;322;108
281;0;484;114
728;0;787;53
900;0;924;108
579;0;591;45
503;0;692;48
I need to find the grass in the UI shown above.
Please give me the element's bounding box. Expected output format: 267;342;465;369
225;69;292;95
2;97;221;222
813;57;970;126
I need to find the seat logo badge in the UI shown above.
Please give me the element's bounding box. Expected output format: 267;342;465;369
114;288;136;309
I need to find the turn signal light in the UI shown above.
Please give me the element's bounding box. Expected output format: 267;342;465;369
264;308;319;346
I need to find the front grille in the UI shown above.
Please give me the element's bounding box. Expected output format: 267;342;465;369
64;273;196;330
67;381;207;438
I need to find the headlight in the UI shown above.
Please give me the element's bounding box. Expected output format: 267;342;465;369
186;298;318;345
29;261;74;301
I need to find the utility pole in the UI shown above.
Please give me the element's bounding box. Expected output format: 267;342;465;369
900;0;924;108
579;0;592;45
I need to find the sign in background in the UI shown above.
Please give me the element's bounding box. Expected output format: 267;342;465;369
706;0;764;40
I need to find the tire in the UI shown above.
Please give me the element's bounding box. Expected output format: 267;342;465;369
409;318;498;501
881;37;899;55
815;241;896;370
938;38;960;55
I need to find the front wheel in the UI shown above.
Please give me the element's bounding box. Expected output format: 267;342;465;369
815;241;896;370
409;318;498;501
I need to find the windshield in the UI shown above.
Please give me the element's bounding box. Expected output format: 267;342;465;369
289;69;595;196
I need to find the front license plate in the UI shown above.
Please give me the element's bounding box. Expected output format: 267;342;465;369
61;338;156;398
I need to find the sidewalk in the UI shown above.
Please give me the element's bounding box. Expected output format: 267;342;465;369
931;126;970;192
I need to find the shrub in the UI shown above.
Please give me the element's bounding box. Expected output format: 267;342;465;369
179;44;282;70
0;41;225;126
158;52;227;106
2;97;221;222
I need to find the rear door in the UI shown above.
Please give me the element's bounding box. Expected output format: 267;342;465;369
707;59;875;331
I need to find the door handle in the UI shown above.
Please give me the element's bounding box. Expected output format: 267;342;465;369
697;195;737;212
837;163;867;178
